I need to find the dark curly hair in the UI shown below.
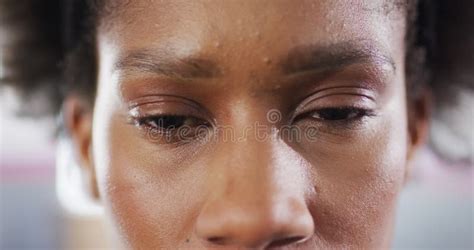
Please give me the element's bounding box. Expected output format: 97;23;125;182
0;0;473;162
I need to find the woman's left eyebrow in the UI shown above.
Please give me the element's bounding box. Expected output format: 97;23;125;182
280;41;396;77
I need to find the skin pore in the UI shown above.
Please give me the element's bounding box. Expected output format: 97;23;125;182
66;0;428;248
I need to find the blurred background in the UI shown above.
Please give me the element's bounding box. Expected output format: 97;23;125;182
0;65;473;249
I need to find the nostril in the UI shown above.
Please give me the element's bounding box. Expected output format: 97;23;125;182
207;236;227;245
267;236;306;248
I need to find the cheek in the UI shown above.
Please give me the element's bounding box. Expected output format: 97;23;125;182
92;100;208;248
315;121;407;247
302;86;409;247
92;44;212;249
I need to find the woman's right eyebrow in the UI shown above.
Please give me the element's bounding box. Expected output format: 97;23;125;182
114;49;222;80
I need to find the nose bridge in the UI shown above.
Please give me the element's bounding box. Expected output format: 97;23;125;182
214;113;309;201
224;136;276;205
195;128;315;247
215;116;283;202
214;103;280;199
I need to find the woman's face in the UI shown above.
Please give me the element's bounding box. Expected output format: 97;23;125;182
86;0;417;248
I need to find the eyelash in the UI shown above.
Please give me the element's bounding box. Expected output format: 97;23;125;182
309;107;373;121
294;106;376;128
134;115;209;131
130;106;374;145
134;107;373;130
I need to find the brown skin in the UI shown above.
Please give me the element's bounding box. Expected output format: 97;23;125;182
66;0;429;249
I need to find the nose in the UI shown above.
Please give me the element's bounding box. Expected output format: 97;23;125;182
195;196;314;248
195;136;315;248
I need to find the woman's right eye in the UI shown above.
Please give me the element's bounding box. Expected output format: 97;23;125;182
131;114;211;145
136;115;209;131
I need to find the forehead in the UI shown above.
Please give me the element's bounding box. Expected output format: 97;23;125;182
97;0;407;73
99;0;407;20
99;0;407;27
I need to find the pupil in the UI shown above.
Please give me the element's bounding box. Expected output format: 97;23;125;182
157;116;187;129
319;108;352;120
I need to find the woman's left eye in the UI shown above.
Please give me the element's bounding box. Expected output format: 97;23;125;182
310;107;369;121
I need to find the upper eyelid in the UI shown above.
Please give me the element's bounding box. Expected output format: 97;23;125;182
291;90;376;120
299;87;376;105
129;103;199;118
126;95;202;110
125;95;216;124
309;93;376;103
